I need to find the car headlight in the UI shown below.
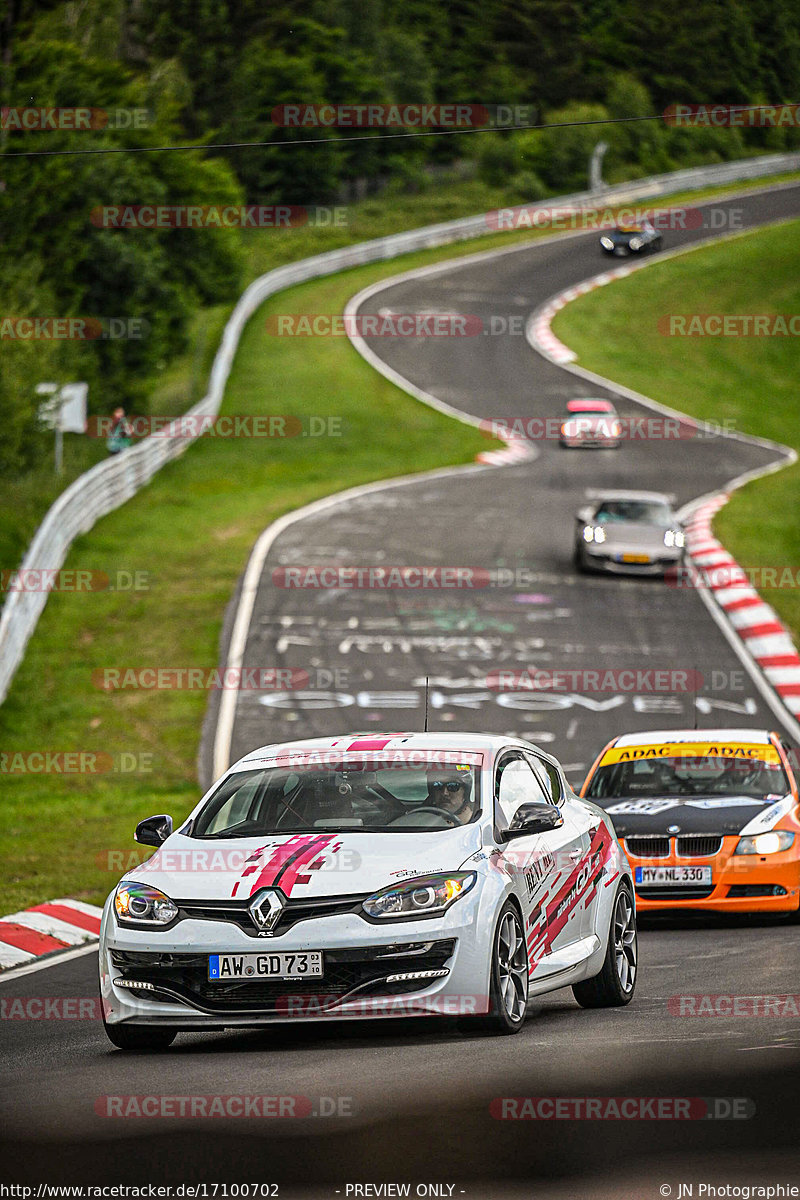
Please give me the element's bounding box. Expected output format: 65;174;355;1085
362;872;476;920
610;421;622;438
628;236;643;250
600;236;614;250
734;831;794;856
582;525;606;544
114;882;178;925
664;529;684;548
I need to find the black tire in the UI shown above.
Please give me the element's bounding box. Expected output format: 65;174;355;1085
573;545;589;574
475;901;529;1034
103;1020;177;1051
572;883;637;1008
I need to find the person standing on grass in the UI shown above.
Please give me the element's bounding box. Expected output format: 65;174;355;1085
107;407;132;454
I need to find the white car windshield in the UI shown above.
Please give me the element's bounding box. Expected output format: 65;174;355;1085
191;760;481;836
586;755;789;802
594;500;672;525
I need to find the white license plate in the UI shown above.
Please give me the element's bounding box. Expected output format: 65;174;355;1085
208;952;323;981
635;866;712;886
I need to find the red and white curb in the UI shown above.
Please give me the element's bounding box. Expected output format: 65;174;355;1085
684;497;800;718
528;268;634;364
475;434;532;465
0;899;102;971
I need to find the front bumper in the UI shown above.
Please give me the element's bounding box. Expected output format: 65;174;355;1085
579;545;683;576
560;437;621;449
100;899;492;1026
623;837;800;914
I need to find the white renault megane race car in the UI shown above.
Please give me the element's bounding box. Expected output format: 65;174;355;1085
100;733;636;1049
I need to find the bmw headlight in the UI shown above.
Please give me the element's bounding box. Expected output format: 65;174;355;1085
115;881;178;925
734;831;794;856
362;872;476;920
664;529;684;548
600;236;614;250
629;236;643;250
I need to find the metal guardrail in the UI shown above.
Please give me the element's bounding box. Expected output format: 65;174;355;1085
1;150;799;704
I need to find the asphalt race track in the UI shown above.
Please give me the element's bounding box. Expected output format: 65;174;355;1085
3;182;800;1196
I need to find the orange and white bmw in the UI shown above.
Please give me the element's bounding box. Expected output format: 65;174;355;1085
581;728;800;916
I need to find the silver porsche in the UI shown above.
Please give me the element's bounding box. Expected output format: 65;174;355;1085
574;489;685;576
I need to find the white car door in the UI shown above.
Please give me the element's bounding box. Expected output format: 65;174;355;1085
528;754;603;939
493;752;584;979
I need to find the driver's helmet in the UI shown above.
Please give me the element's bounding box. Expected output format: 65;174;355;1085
424;768;473;819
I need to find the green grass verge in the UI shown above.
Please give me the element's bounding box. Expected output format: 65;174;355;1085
552;217;800;647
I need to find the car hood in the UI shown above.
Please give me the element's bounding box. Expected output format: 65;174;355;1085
594;522;668;550
598;794;791;837
121;825;485;901
562;416;616;434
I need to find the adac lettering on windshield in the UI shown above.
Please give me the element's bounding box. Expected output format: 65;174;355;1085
601;743;780;765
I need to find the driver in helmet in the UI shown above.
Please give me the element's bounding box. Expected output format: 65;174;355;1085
424;769;474;823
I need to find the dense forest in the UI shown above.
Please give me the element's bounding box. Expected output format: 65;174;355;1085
1;0;799;473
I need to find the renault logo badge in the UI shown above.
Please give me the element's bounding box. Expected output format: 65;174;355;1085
248;888;286;935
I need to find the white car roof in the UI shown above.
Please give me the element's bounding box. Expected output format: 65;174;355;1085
613;728;772;747
584;489;675;505
230;731;558;771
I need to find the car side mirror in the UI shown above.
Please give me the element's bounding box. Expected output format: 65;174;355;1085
504;801;564;838
134;814;173;847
